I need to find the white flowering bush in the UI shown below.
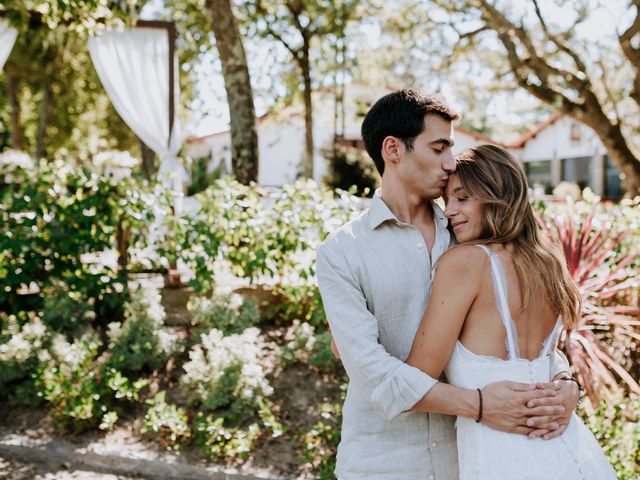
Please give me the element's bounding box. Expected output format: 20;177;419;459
281;319;317;365
141;391;191;450
0;149;34;182
188;286;260;337
107;286;180;373
93;150;139;182
182;327;273;423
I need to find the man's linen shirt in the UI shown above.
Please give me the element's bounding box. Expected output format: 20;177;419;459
316;193;458;480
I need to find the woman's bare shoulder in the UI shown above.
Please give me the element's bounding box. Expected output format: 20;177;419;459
437;244;489;277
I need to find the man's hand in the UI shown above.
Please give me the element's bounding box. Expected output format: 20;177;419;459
481;381;565;435
525;378;579;440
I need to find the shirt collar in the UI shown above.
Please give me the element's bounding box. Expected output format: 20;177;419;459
368;189;449;230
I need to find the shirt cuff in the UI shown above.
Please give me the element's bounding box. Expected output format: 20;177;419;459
370;364;437;420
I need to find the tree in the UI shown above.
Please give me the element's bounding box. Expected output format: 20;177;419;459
205;0;259;184
426;0;640;196
0;3;141;165
243;0;361;178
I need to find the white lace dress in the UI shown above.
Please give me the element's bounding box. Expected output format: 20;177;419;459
445;245;616;480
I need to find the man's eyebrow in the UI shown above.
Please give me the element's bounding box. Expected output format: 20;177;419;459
430;138;454;146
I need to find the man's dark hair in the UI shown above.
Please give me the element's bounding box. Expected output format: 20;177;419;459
361;89;459;175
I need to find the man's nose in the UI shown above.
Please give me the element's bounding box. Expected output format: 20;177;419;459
442;151;456;173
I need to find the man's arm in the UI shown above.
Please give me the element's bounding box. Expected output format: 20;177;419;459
316;242;438;417
401;246;563;432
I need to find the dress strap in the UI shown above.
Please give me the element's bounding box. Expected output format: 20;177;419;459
474;244;519;359
540;317;563;357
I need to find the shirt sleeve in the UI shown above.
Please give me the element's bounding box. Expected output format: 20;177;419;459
550;349;571;378
316;241;437;420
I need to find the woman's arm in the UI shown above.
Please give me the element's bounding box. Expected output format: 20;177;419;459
405;245;487;379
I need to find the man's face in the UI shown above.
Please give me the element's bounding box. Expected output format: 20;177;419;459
396;114;456;200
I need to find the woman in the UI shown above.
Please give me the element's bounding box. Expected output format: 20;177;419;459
406;145;614;479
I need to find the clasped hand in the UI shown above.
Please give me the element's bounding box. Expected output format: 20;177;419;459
481;379;579;440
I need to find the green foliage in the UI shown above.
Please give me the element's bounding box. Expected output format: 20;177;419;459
192;413;260;461
106;286;179;374
41;283;96;339
308;330;343;375
188;288;260;337
270;283;326;326
38;338;147;433
324;144;379;198
0;162;156;318
181;327;273;424
164;178;366;291
0;313;49;403
187;157;223;196
300;397;344;480
141;391;191;450
579;395;640;479
534;199;640;404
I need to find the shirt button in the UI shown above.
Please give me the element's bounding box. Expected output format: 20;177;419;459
417;242;424;249
431;441;437;447
429;475;435;480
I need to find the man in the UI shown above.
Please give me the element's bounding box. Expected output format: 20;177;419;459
316;89;579;479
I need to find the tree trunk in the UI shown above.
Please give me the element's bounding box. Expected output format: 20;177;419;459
140;139;156;179
35;83;50;160
206;0;259;185
300;37;314;179
6;76;22;150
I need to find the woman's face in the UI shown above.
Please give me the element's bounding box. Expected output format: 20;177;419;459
443;174;484;243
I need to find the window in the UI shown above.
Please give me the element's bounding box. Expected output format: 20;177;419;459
604;155;624;199
525;161;553;194
561;156;591;190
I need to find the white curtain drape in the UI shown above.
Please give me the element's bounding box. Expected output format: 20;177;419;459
88;27;187;207
0;21;18;70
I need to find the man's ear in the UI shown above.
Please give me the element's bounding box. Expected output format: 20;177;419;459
381;136;402;166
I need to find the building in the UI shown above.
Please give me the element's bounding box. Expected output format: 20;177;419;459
506;113;624;199
186;89;625;199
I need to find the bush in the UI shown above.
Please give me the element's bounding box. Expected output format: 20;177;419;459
38;337;147;433
192;414;260;461
579;394;639;479
141;391;191;450
181;327;273;424
0;313;52;403
323;144;379;198
0;160;158;319
188;287;260;337
41;283;97;339
106;286;179;374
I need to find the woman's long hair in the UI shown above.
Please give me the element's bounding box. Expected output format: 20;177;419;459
455;145;581;328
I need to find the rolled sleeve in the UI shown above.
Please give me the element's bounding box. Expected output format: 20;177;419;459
316;242;436;420
550;349;571;378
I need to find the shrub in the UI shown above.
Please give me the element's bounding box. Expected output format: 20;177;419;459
192;414;260;461
106;286;179;374
535;202;640;405
0;313;51;402
0;160;158;318
188;287;260;337
141;391;191;450
579;394;639;479
38;337;147;433
41;283;97;339
323;144;379;198
181;327;273;424
300;397;344;480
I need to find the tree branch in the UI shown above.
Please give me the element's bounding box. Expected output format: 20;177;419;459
619;1;640;105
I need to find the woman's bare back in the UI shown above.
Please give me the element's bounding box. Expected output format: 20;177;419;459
458;244;559;360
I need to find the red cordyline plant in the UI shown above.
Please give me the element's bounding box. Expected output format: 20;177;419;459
535;205;640;408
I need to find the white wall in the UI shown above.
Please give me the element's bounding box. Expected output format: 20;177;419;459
521;116;605;163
